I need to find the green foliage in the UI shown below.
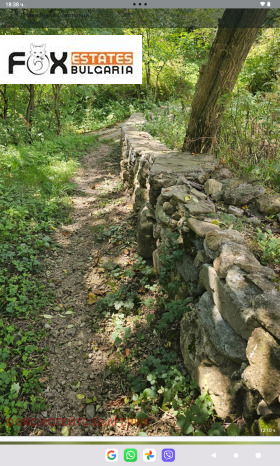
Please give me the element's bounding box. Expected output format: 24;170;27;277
95;284;140;315
157;298;192;331
256;228;280;265
218;88;280;189
145;102;188;150
239;29;280;93
128;349;220;436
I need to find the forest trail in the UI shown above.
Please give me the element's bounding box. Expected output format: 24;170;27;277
33;124;138;436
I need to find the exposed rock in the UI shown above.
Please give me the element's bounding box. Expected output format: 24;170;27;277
212;167;234;180
242;328;280;405
150;152;218;185
245;216;261;225
256;194;280;215
161;185;190;204
137;203;156;258
102;261;119;271
190;188;207;200
187;218;220;238
200;265;259;339
197;292;247;363
163;201;176;215
253;292;280;341
133;186;149;212
180;310;239;419
194;250;208;268
223;183;265;206
152;249;161;274
213;243;274;278
86;404;96;421
246;274;276;293
228;205;244;217
204;229;245;259
185;198;216;215
257;400;280;418
177;253;199;292
204;179;223;200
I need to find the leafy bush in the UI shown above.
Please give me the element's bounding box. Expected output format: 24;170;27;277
256;228;280;265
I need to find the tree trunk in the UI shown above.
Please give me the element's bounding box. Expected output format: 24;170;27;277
182;9;268;154
52;84;63;136
26;84;35;126
0;85;8;119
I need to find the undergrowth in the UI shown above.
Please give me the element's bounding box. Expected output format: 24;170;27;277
0;133;98;435
94;231;241;436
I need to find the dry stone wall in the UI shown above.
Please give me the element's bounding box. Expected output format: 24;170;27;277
121;114;280;432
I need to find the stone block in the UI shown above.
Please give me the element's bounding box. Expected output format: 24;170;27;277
256;194;280;215
197;292;247;363
253;292;280;340
242;328;280;405
180;310;239;419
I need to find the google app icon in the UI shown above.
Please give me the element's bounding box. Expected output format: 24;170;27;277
143;449;156;462
105;449;118;462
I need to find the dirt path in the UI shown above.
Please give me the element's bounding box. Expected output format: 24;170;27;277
32;125;140;436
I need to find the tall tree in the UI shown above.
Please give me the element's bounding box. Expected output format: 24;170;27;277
0;85;8;119
182;9;268;154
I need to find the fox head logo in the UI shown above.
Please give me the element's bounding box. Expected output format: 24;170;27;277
27;44;50;75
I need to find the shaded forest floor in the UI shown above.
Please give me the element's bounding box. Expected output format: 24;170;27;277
23;125;186;436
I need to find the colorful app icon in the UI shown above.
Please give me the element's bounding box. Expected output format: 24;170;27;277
162;449;175;462
143;449;156;462
105;448;118;462
124;448;137;462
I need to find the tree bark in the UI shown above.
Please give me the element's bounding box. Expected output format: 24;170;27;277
0;85;8;119
182;9;268;154
52;84;63;136
26;84;35;126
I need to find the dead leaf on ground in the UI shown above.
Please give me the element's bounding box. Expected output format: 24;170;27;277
87;292;97;305
125;348;130;357
39;377;49;383
92;256;100;266
138;286;146;294
62;230;72;236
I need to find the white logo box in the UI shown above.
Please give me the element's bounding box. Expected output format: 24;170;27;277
0;35;142;84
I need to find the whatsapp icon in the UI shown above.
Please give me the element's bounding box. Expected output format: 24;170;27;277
124;448;137;462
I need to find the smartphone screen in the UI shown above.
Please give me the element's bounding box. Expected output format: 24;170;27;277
0;2;279;464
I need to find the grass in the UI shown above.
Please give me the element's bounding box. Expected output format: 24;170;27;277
0;132;98;435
